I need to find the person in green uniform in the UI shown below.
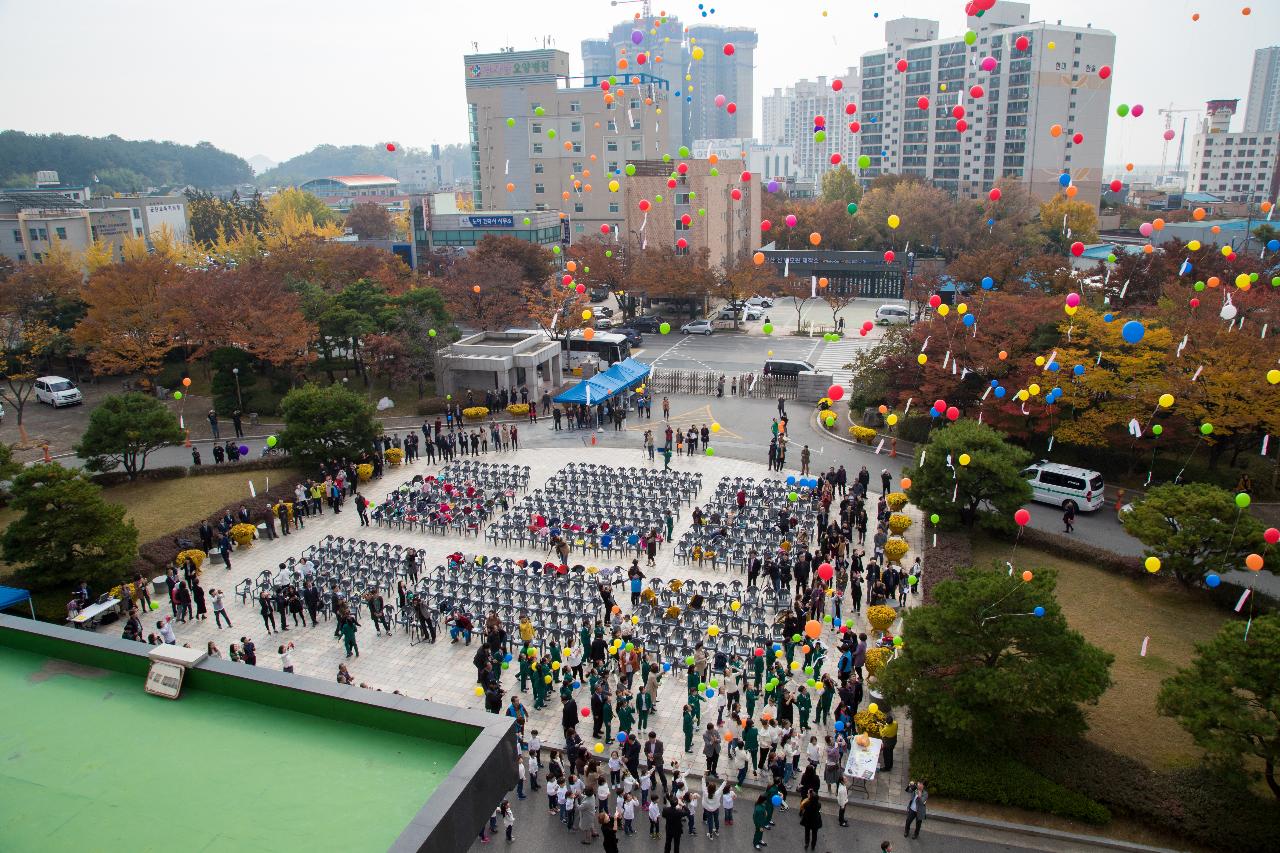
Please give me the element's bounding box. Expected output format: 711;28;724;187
796;686;812;730
686;660;700;695
683;704;695;752
743;718;760;773
579;621;591;655
688;689;704;725
753;652;765;690
752;795;770;850
744;684;759;720
636;689;652;730
532;662;547;709
811;642;826;682
518;649;533;693
617;695;635;738
784;634;797;666
815;677;834;725
550;643;563;683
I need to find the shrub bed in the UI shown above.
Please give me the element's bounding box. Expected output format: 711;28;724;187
921;531;971;605
88;455;297;487
462;406;490;420
506;403;530;416
910;729;1111;825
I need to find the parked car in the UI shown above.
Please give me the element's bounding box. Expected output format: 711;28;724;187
628;315;663;333
762;358;816;376
681;320;715;335
594;316;615;330
874;304;912;325
613;326;644;346
595;306;615;317
34;376;83;408
746;296;774;308
589;288;610;302
1021;461;1106;513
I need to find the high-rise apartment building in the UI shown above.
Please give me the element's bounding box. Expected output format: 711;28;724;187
584;15;689;153
686;26;757;143
464;49;675;240
857;2;1115;205
1244;46;1280;133
1185;99;1280;205
761;70;860;182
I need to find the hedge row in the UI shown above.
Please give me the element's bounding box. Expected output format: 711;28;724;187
1023;737;1280;853
921;531;971;606
908;729;1111;825
89;455;297;488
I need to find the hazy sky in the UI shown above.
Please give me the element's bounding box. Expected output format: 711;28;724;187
1;0;1276;170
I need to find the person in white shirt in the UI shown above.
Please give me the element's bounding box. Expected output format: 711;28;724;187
837;776;850;827
646;796;661;838
278;641;295;673
157;616;177;645
621;792;637;835
516;753;528;799
545;778;560;815
700;778;721;837
526;751;540;792
805;735;822;768
721;783;736;825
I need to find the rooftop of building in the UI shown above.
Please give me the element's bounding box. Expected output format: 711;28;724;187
0;191;87;210
301;174;400;188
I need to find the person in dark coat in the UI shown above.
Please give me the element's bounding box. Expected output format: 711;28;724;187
799;788;823;851
562;695;580;734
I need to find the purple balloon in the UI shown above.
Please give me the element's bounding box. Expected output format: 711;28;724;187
767;180;779;193
631;30;643;45
238;444;249;456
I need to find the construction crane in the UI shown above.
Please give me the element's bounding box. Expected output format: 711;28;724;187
1158;104;1201;180
610;0;653;19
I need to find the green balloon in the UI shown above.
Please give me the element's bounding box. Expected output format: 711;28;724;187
705;447;714;456
709;167;719;177
1116;104;1129;117
266;435;278;448
678;146;690;157
428;328;437;337
552;246;562;254
1151;424;1163;436
964;30;977;45
929;513;940;524
523;217;531;225
1194;281;1205;291
698;208;706;216
662;153;672;162
1236;492;1252;509
788;491;798;502
857;154;871;169
534;106;545;116
655;194;664;203
625;163;636;176
686;656;695;666
1250;272;1259;282
1107;254;1117;263
1200;423;1214;436
762;322;774;335
547;129;556;139
659;322;671;334
173;391;182;400
814;130;826;142
791;634;801;643
689;191;696;199
605;250;613;258
847;202;858;214
609;76;617;85
1272;276;1280;287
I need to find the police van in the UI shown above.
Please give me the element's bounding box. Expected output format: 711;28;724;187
1021;461;1105;512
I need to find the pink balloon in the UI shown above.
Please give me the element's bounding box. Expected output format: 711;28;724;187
1163;129;1175;141
1065;293;1080;307
980;57;996;71
1139;222;1154;237
714;94;726;107
1014;509;1031;526
1132;104;1144;117
785;214;797;227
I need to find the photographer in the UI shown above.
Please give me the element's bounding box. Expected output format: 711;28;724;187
904;779;928;839
278;641;296;673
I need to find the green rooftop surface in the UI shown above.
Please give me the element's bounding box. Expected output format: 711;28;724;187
0;647;466;852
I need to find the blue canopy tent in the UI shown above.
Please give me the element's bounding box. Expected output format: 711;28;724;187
554;358;651;405
0;585;35;619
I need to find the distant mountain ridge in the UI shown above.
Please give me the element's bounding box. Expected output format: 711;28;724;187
247;154;278;174
0;130;253;192
256;143;470;187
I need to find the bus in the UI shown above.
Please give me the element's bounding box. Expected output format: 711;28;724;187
561;330;631;367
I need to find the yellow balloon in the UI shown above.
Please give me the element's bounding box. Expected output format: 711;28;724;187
1221;245;1232;257
887;413;898;426
692;46;704;60
917;354;928;365
1016;389;1029;401
1064;304;1077;315
887;214;901;229
868;702;879;714
1188;240;1201;251
1158;393;1174;408
1268;369;1280;385
474;686;484;696
957;303;967;314
1047;40;1056;49
544;675;553;683
582;309;592;320
958;453;971;466
594;742;605;753
552;660;561;670
730;600;741;611
1144;556;1161;573
1035;356;1046;367
1029;383;1041;396
608;180;620;192
937;304;950;316
708;626;720;637
711;422;721;433
1235;273;1251;289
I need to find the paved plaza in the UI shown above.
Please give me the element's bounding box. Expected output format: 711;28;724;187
94;446;926;807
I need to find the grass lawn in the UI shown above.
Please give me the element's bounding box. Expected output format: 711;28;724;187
970;534;1226;770
0;468;300;568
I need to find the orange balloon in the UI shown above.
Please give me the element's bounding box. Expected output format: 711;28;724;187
1210;225;1221;234
752;252;765;265
709;153;719;165
472;285;481;294
583;168;591;177
562;191;571;200
1152;218;1165;230
1261;201;1273;213
1050;123;1063;137
809;232;822;246
1125;162;1134;172
566;261;577;272
878;405;889;415
617;58;629;69
1242;7;1251;15
1192;207;1205;220
505;182;515;192
604;93;615;105
181;377;192;387
1021;571;1034;582
804;620;822;639
563;141;572;150
900;477;912;490
1207;276;1220;288
584;184;592;192
1065;185;1078;198
998;350;1008;360
590;155;597;161
1142;244;1154;254
818;277;829;288
645;97;653;105
1246;553;1264;571
583;327;595;340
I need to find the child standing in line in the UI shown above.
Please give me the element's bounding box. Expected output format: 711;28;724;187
609;749;622;787
647;795;661;838
501;800;514;843
622;791;637;835
722;782;736;826
546;776;560;815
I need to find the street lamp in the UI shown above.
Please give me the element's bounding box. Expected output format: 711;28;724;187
231;367;243;408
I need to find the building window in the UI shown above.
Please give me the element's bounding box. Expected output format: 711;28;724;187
573;162;584;173
533;143;543;154
574;203;584;213
609;203;620;213
572;143;583;153
532;122;542;134
534;163;544;173
607;120;617;132
676;192;692;204
630;140;642;152
55;226;68;240
28;228;38;240
675;218;690;231
135;227;144;237
675;245;689;256
607;140;618;151
569;101;581;112
571;121;582;132
530;102;541;113
535;184;545;194
12;230;20;242
32;252;42;262
607;162;620;173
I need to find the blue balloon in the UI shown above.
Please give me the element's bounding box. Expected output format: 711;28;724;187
1267;239;1279;252
1103;313;1115;323
1058;173;1071;187
1121;320;1146;344
834;720;846;731
993;387;1006;399
1047;361;1060;372
990;379;999;388
1073;364;1085;376
772;794;783;806
1205;573;1221;588
1052;387;1062;397
1033;606;1046;618
981;276;994;290
572;681;581;689
832;617;841;627
772;643;782;651
705;688;715;698
929;408;940;418
786;476;796;486
987;218;995;226
617;731;628;742
504;653;513;663
963;314;976;327
661;663;671;672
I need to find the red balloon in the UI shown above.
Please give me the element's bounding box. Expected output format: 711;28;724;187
813;115;826;128
896;59;908;72
385;142;396;152
1015;35;1030;51
884;250;896;263
946;406;960;421
1189;298;1199;308
848;121;861;133
726;102;737;114
970;85;984;99
681;213;692;225
827;385;844;401
723;43;735;56
830;153;842;165
1070;241;1085;257
1265;527;1280;545
817;563;834;581
933;399;946;413
1109;180;1122;192
988;188;1001;201
562;274;573;285
581;707;591;717
845;103;857;115
956;119;968;133
760;220;772;231
731;188;742;200
928;294;942;308
677;162;689;174
740;171;752;182
917;96;930;111
676;238;688;249
952;105;966;119
600;224;611;235
754;647;765;657
1072;132;1084;144
638;199;651;211
667;178;678;188
1098;65;1112;79
1014;509;1031;526
831;79;843;91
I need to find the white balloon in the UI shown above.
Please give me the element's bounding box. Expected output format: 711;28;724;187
1219;303;1238;321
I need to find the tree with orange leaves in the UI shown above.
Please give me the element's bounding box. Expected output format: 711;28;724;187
73;252;184;379
438;256;528;332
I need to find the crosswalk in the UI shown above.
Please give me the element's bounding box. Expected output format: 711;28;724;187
812;337;875;388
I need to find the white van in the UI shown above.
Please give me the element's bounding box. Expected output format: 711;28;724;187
1021;461;1105;512
874;304;911;325
34;376;83;408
